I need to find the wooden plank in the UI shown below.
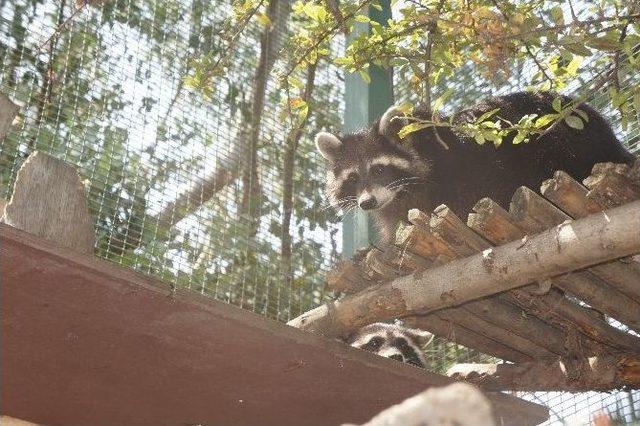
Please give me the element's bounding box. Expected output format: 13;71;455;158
0;224;547;426
290;201;640;343
447;356;640;392
1;152;95;254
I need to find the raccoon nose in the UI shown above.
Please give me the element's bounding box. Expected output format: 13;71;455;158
389;354;404;362
358;194;378;210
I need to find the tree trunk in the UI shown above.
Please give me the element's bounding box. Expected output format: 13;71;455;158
280;63;317;289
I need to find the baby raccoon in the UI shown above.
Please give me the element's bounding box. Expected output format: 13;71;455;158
347;322;433;368
316;91;634;244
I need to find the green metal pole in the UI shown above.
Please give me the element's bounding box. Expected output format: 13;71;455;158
342;0;394;258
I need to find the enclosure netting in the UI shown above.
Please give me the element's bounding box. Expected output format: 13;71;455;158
1;1;639;425
0;0;344;322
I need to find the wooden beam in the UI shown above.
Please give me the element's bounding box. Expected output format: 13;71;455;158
288;201;640;339
447;356;640;392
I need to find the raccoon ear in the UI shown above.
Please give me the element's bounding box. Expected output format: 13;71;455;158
378;106;407;143
406;328;434;347
315;132;342;162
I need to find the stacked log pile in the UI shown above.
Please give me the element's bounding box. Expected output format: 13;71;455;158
289;160;640;391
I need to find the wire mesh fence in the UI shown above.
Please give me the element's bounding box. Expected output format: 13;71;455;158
0;0;344;321
1;0;639;425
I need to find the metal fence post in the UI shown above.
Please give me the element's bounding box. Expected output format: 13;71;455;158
342;0;393;258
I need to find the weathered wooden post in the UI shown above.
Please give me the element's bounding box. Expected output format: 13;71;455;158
1;151;95;254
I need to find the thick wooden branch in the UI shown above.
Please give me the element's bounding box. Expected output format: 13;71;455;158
403;314;532;362
288;201;640;339
469;196;640;351
510;185;640;333
448;356;640;392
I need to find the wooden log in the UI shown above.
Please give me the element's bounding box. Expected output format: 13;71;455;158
341;382;498;426
288;201;640;340
1;152;95;254
0;92;19;140
408;206;567;357
467;198;523;245
403;314;532;362
463;298;569;356
326;260;373;294
410;206;490;255
511;186;640;331
587;260;640;304
451;307;556;358
468;197;640;351
584;162;640;208
447;355;640;392
504;288;640;353
540;170;603;218
395;222;455;261
553;272;640;333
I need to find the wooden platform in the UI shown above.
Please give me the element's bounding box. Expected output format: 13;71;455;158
0;224;547;426
291;160;640;392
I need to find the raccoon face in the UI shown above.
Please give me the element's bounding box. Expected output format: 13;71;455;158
315;106;429;212
348;322;433;368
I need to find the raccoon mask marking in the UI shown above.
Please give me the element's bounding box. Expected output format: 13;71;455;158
315;107;430;242
347;322;433;368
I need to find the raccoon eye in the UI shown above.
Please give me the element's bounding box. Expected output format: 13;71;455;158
394;337;409;348
372;165;385;175
363;336;384;351
346;173;358;184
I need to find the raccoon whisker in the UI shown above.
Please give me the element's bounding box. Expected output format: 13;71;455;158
320;197;358;211
388;182;424;191
385;176;424;189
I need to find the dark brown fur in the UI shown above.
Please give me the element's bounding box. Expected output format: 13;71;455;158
323;91;634;244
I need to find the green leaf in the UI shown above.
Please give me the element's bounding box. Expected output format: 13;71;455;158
534;114;557;129
564;115;584;130
549;6;564;25
513;131;528;145
552;97;562;112
354;14;370;23
432;88;454;113
255;12;271;27
396;102;414;114
574;108;589;122
476;108;501;123
398;122;430;138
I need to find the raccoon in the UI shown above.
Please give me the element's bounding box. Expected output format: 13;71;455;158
316;91;635;244
347;322;433;368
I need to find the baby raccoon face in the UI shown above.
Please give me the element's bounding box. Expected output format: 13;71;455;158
348;322;433;368
315;106;429;212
